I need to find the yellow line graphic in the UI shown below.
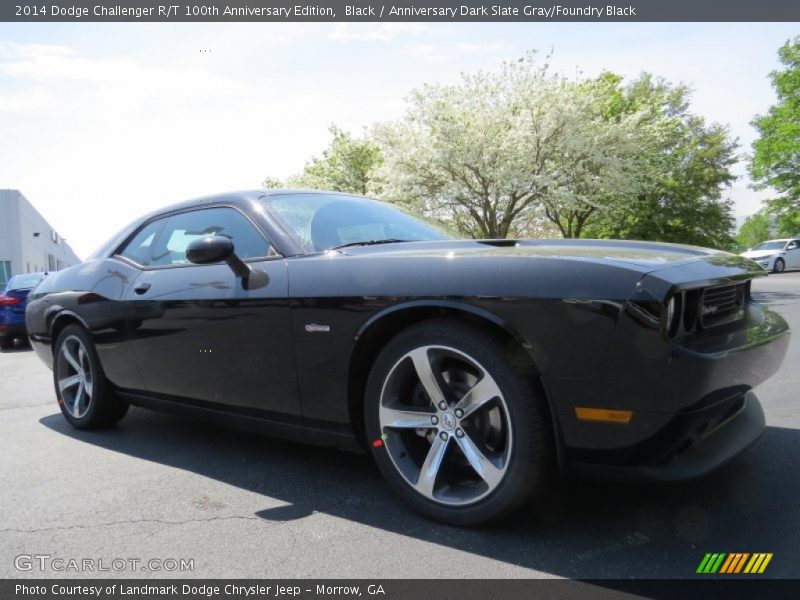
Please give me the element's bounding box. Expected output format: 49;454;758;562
757;553;773;574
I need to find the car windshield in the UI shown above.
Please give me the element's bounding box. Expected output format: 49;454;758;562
8;273;45;290
752;241;787;251
263;193;450;253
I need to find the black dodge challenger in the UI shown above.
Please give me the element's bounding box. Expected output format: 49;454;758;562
26;190;790;525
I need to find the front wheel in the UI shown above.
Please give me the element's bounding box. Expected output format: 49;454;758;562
773;258;785;274
53;324;129;429
364;319;553;525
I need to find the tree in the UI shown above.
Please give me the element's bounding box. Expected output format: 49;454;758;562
583;75;738;248
751;37;800;209
736;212;773;248
751;37;800;236
374;53;645;239
263;126;383;195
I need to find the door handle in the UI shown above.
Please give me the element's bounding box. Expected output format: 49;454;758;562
133;282;151;295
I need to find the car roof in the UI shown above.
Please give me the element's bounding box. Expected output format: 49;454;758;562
136;189;368;220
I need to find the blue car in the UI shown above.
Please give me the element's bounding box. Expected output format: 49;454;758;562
0;272;47;349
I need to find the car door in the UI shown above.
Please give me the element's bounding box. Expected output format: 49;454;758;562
117;205;300;417
786;240;800;269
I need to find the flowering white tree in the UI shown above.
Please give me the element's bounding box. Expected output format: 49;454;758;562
375;53;648;238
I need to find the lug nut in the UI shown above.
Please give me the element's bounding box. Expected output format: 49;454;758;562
438;402;448;410
439;432;448;441
431;416;439;425
454;409;464;418
456;428;465;438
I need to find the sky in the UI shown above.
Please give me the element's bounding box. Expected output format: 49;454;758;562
0;22;797;259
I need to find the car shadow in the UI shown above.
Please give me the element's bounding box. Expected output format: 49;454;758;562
39;409;800;580
0;340;32;353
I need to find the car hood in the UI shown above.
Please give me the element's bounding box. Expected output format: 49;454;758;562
740;249;781;260
338;239;756;273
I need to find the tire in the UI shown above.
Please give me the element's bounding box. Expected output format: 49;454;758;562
53;324;129;429
773;258;785;274
364;319;553;525
0;336;14;350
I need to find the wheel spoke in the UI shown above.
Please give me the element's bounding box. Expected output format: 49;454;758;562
72;386;85;417
380;405;435;429
456;432;505;488
58;374;81;392
409;347;446;407
83;376;93;399
62;343;81;372
454;376;502;419
415;435;449;497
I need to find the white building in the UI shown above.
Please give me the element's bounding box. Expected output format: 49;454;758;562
0;189;81;287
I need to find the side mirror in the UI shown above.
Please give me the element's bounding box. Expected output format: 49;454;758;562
186;236;233;264
186;237;269;290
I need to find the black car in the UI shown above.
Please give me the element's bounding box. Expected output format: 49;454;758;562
26;190;790;525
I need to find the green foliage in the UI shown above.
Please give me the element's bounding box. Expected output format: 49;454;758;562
749;37;800;242
736;212;773;248
263;126;383;195
750;37;800;206
582;75;737;248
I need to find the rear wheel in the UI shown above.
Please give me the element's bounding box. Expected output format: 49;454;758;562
365;319;553;525
53;324;129;429
773;258;785;273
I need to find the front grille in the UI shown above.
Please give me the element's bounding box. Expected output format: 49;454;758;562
661;280;750;338
700;283;746;328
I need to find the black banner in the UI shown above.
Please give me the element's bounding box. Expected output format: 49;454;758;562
3;0;800;23
5;579;800;600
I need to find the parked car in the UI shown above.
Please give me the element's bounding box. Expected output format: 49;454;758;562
26;191;789;525
740;238;800;273
0;272;47;349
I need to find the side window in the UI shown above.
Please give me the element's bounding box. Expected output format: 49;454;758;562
150;207;270;267
788;241;798;250
117;219;165;266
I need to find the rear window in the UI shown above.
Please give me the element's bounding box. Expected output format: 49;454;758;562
8;274;46;290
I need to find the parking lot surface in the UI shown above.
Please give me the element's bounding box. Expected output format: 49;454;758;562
1;272;799;579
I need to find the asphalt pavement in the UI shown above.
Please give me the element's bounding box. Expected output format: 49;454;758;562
1;272;799;580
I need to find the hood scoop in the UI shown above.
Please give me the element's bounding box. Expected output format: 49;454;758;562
478;239;519;248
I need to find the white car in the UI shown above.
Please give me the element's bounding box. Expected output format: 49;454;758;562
740;238;800;273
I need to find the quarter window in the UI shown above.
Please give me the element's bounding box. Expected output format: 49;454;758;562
117;219;165;266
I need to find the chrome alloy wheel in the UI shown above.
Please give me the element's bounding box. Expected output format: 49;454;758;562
56;335;94;419
378;345;512;506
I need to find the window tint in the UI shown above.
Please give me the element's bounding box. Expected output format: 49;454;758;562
117;219;165;266
149;207;269;267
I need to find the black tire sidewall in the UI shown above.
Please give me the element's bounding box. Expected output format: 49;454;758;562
364;320;549;525
53;325;112;429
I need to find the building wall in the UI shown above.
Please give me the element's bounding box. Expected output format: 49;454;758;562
0;189;81;286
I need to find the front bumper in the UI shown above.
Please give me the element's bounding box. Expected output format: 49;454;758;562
545;295;788;481
570;391;765;482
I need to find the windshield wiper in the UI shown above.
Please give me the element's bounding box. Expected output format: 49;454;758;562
330;239;410;250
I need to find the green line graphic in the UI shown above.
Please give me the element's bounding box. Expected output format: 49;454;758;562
697;553;727;573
